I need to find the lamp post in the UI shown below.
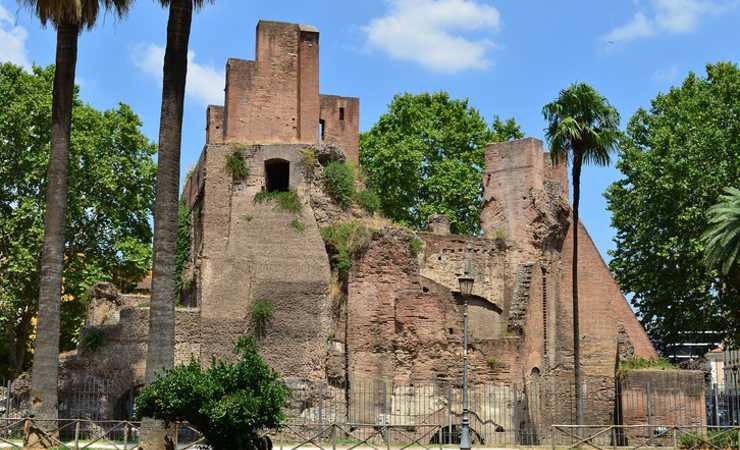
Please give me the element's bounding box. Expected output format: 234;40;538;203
458;250;475;450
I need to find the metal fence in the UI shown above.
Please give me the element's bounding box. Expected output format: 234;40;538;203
2;376;739;448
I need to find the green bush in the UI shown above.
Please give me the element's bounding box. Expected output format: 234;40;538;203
323;161;356;209
356;189;381;214
225;151;249;179
252;299;273;338
320;222;375;277
618;356;675;374
408;236;424;257
300;147;317;172
254;190;302;214
135;337;287;450
679;430;738;449
486;356;498;368
81;329;104;352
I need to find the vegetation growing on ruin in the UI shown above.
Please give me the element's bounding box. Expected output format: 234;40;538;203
81;330;104;352
251;299;273;338
290;218;305;233
225;150;249;179
486;356;498;368
300;147;318;173
617;356;675;374
254;190;303;214
356;189;381;214
320;222;376;277
324;161;356;209
679;430;739;449
408;236;424;257
135;337;287;450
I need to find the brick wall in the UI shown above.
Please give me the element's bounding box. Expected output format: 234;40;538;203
320;94;360;166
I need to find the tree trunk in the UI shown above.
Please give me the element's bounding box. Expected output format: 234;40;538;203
30;22;79;422
141;0;192;448
572;154;583;425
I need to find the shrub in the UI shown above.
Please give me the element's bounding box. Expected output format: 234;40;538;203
618;356;675;374
323;161;355;209
254;190;302;214
81;329;104;352
408;236;424;257
356;189;381;214
300;147;317;172
252;299;273;338
320;222;375;277
290;218;305;233
135;337;287;450
487;356;498;368
225;151;249;179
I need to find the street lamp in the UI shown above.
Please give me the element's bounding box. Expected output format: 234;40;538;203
458;249;474;450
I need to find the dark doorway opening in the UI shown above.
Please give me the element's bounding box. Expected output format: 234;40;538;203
265;159;290;192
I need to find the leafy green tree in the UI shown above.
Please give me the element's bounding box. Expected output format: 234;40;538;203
175;198;191;302
136;337;287;450
606;63;740;349
0;63;155;379
21;0;131;421
543;82;620;425
360;92;522;235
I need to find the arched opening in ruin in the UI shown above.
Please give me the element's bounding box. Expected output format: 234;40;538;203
265;158;290;192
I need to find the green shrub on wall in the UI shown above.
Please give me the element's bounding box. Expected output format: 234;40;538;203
323;161;355;209
320;222;376;277
251;299;273;338
356;189;381;214
254;190;302;214
225;151;249;179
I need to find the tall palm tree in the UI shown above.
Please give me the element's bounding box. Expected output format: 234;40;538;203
22;0;129;422
141;0;211;447
703;187;740;343
543;83;620;425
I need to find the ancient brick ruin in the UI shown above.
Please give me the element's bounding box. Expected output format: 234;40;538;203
15;20;708;442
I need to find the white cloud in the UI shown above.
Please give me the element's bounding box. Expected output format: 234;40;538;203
363;0;501;74
652;65;679;83
602;12;656;43
0;4;31;69
601;0;737;43
131;43;224;106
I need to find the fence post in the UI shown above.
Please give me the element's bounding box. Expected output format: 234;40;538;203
74;419;80;450
331;423;336;450
672;426;677;450
5;379;10;419
646;382;653;437
713;383;720;426
174;422;179;450
448;385;452;443
123;423;129;450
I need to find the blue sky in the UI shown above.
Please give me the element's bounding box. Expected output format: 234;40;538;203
1;0;738;262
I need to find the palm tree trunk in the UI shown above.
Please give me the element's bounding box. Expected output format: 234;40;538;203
572;154;583;425
30;22;79;422
141;0;192;448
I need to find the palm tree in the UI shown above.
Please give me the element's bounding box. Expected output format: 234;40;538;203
703;187;740;343
543;83;620;425
22;0;130;422
141;0;211;447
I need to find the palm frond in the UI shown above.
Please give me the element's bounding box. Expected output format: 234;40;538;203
703;187;740;276
21;0;131;28
156;0;214;10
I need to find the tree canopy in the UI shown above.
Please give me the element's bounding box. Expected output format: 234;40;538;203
0;63;156;378
135;337;287;450
606;62;740;349
360;92;522;235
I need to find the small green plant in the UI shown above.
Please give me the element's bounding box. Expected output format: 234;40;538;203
491;227;507;242
251;299;273;338
326;332;335;343
300;147;317;172
254;190;302;214
241;214;254;222
618;356;675;374
290;218;305;232
81;329;104;352
320;222;374;277
408;236;424;257
487;356;498;368
225;151;249;179
356;189;381;214
323;161;356;209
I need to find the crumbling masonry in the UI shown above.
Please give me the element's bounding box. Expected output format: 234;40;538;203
24;20;707;443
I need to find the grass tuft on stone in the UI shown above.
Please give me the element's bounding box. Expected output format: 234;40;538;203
617;356;675;374
254;190;302;214
251;299;273;338
323;161;355;209
290;218;305;233
225;151;249;179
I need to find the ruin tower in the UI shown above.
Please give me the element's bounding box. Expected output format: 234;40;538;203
183;21;360;381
